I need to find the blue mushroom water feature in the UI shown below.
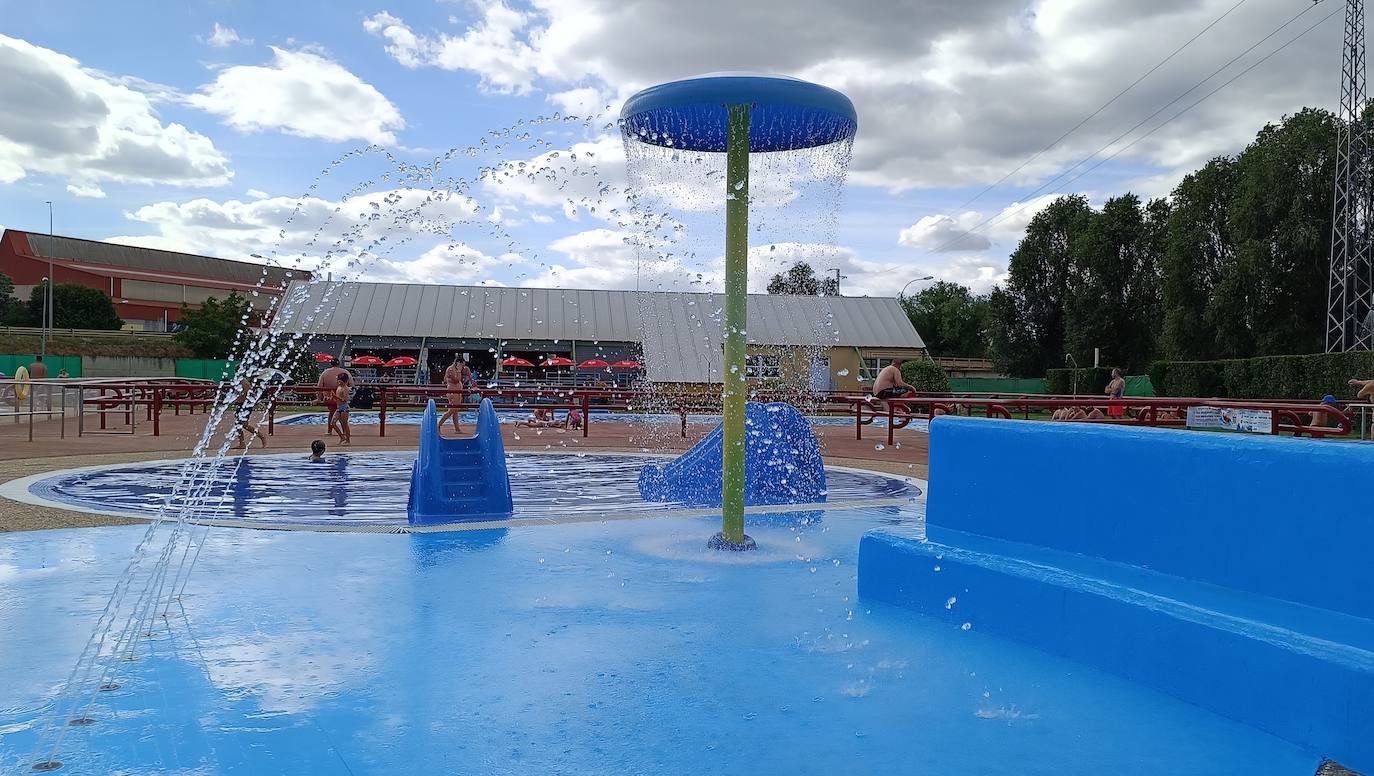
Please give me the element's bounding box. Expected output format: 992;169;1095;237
620;73;856;549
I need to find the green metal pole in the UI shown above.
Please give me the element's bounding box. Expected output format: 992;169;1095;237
721;103;751;546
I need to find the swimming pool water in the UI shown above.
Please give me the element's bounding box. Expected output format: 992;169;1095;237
27;453;917;527
0;509;1318;775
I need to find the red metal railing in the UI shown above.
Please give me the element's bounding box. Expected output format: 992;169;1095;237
840;394;1352;446
17;378;1354;446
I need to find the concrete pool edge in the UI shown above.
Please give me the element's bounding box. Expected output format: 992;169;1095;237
0;450;927;534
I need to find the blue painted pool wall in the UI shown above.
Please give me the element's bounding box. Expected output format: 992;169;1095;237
857;416;1374;771
924;417;1374;619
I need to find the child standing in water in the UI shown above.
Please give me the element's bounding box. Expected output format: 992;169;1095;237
334;373;353;446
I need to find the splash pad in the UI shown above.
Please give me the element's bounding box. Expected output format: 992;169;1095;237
620;74;857;550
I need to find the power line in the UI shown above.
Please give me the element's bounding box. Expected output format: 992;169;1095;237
940;3;1340;249
928;0;1331;253
946;0;1253;217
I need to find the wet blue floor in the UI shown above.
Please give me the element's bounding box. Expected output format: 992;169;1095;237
0;508;1320;775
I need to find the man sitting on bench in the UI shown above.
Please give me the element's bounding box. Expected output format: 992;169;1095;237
872;358;915;401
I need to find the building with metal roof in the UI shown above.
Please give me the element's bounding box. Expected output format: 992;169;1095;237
0;230;304;331
275;280;925;390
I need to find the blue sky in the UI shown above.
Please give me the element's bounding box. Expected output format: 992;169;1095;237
0;0;1344;297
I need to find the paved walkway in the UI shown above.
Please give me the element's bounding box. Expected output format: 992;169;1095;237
0;410;928;532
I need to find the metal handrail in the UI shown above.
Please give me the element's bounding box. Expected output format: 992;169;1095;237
838;394;1356;445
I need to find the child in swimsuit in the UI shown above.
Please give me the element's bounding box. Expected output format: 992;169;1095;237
335;374;353;445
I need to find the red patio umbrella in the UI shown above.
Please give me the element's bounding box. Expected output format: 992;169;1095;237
610;360;642;369
385;356;418;367
350;355;384;366
541;356;575;367
577;359;610;369
501;357;535;368
314;352;335;363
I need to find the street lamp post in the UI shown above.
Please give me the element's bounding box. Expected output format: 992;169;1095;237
826;267;846;294
39;277;48;357
897;275;936;300
44;201;54;337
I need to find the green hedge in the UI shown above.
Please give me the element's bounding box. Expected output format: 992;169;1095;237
900;359;951;392
1150;351;1374;399
1045;367;1116;395
948;377;1048;394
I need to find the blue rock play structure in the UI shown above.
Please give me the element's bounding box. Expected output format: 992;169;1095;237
638;401;826;507
407;398;513;525
858;417;1374;773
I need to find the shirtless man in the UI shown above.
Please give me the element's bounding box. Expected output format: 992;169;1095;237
872;359;915;400
438;357;472;435
318;358;350;440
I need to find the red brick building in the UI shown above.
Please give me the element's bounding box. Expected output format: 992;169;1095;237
0;229;305;331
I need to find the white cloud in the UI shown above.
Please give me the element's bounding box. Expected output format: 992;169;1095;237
522;227;710;291
245;188;269;200
368;0;1337;195
363;4;540;94
897;212;990;252
65;182;106;198
189;47;404;144
548;87;608;119
109;188;482;273
984;193;1063;242
898;193;1061;257
0;33;231;187
366;243;517;285
201;23;252;48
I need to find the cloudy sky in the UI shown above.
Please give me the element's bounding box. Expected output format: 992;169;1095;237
0;0;1344;297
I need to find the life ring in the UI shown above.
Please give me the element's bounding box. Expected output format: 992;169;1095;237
12;365;29;402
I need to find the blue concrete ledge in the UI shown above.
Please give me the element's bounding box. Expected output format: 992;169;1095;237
858;417;1374;772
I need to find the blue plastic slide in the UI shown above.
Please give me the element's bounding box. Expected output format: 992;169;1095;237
407;399;513;525
638;401;826;507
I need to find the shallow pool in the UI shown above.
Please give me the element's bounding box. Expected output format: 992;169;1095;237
0;506;1317;775
22;453;917;528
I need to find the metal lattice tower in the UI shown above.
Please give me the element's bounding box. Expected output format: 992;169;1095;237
1326;0;1374;352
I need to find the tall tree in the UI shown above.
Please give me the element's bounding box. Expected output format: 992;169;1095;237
1227;108;1336;356
988;195;1092;376
1161;157;1238;359
1063;194;1167;372
27;283;122;330
0;273;26;326
900;281;991;357
175;293;254;359
766;262;839;296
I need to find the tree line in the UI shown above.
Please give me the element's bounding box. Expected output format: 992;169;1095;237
0;273;122;329
894;107;1343;376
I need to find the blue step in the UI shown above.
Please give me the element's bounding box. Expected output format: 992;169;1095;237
859;526;1374;770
